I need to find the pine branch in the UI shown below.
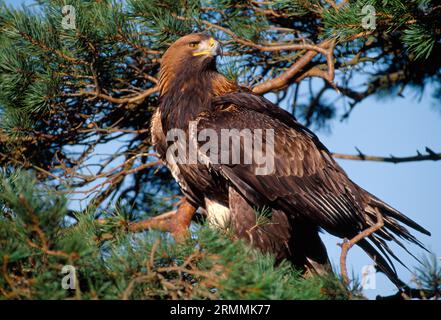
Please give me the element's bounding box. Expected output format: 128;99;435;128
332;147;441;164
338;208;384;286
253;39;337;94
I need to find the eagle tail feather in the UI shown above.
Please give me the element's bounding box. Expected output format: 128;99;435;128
350;193;431;287
356;238;406;288
369;234;411;271
344;190;431;288
369;196;431;236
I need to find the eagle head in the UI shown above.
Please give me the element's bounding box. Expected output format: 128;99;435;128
159;33;222;96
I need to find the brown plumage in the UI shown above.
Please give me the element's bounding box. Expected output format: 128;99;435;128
151;33;430;287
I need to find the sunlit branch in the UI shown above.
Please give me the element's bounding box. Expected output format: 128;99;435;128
332;147;441;164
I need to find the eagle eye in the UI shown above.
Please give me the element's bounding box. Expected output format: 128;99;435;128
188;41;199;48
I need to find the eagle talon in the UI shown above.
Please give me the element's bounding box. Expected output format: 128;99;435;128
129;199;196;242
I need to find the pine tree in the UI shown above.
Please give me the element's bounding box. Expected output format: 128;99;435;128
0;0;440;299
0;170;359;299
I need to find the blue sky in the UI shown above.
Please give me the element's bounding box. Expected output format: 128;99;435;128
312;85;441;298
4;0;440;299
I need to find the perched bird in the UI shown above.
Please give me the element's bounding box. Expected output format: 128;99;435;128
151;33;430;286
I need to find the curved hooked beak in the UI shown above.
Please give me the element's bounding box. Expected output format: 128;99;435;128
193;37;222;57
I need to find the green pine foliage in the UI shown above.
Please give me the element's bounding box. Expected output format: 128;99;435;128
402;24;436;60
0;171;356;300
413;254;441;297
322;0;439;60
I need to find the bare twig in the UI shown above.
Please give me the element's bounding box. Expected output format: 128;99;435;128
171;15;338;94
252;39;336;94
332;147;441;164
339;208;384;285
81;86;158;104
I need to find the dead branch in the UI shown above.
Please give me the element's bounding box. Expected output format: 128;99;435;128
339;208;384;286
324;0;339;11
81;86;158;104
332;147;441;164
376;286;440;300
252;39;336;94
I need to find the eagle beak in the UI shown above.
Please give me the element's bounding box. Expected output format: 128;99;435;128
193;37;221;57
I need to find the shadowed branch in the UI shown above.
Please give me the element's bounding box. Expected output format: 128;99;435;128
332;147;441;164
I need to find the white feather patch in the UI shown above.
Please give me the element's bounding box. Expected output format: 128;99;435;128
204;198;231;229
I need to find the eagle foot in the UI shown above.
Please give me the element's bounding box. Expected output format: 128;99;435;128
128;199;196;242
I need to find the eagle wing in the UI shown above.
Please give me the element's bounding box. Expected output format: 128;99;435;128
197;93;366;233
194;92;429;286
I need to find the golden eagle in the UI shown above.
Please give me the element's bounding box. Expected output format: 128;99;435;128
151;33;430;286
